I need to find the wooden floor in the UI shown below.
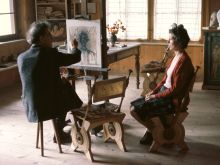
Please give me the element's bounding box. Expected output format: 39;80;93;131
0;76;220;165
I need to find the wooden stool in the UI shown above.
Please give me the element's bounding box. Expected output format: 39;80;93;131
149;112;189;153
147;66;200;153
36;119;62;156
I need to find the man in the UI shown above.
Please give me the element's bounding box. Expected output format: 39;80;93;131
18;21;83;143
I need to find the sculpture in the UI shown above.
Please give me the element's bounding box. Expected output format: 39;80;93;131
217;10;220;28
209;11;218;28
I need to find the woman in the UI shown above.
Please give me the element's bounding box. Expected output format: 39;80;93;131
130;23;194;145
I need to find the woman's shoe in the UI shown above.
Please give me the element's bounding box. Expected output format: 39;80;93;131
139;131;153;145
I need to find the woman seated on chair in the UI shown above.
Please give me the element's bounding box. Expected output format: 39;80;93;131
130;23;194;145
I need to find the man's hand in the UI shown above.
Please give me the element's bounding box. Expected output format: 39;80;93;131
71;38;78;48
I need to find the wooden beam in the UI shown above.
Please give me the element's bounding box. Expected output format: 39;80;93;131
81;0;88;17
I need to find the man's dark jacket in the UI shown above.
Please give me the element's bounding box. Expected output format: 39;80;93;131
18;44;82;122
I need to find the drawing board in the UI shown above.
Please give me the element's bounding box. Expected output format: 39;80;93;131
66;19;102;67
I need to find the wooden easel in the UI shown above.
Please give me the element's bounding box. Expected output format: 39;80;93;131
66;0;108;80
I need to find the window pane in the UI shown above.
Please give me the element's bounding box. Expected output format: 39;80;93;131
0;0;14;13
154;0;202;41
0;14;15;35
0;0;15;37
106;0;148;40
154;14;176;40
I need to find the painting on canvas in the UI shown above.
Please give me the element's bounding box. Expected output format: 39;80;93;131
66;19;102;68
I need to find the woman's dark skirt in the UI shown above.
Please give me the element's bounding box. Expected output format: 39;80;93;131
130;86;175;121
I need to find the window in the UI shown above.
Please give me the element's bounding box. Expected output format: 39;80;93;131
106;0;148;40
154;0;202;41
106;0;202;41
0;0;16;40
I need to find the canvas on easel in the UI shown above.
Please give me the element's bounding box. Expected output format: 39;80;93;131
66;19;102;68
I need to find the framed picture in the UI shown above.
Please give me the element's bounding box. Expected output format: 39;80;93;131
203;30;220;89
49;20;66;42
66;19;102;68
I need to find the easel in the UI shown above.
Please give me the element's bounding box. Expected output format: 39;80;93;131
65;0;108;80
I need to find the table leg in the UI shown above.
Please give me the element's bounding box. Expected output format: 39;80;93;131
135;49;140;89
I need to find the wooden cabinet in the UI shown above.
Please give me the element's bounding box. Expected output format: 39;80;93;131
35;0;70;43
35;0;88;21
35;0;90;43
202;27;220;89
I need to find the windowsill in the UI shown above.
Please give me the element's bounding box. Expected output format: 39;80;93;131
140;41;204;47
118;40;204;47
0;62;17;72
0;38;27;45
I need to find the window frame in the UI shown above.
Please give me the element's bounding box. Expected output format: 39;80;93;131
106;0;149;41
153;0;202;42
106;0;204;43
0;0;18;42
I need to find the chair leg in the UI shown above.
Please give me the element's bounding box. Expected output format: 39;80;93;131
178;141;189;153
52;119;62;153
36;122;40;148
149;141;160;153
114;123;126;152
103;122;126;152
71;125;93;161
148;117;164;153
36;122;44;156
39;122;44;156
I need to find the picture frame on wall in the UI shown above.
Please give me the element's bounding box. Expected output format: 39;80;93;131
49;20;67;43
66;19;102;68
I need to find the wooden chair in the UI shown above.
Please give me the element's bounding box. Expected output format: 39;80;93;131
36;119;62;156
148;66;200;153
69;70;132;161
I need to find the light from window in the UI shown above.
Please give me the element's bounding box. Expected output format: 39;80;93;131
154;0;202;41
0;0;15;36
106;0;148;40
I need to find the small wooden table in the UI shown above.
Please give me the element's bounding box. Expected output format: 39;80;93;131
107;42;141;89
61;42;141;89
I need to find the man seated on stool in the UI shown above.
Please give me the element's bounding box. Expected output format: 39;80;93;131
18;21;83;143
130;23;194;145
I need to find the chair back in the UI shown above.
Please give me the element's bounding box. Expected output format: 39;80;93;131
188;66;200;92
92;76;127;103
177;66;200;112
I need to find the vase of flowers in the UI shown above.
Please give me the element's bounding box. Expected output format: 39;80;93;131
109;33;117;47
107;19;126;47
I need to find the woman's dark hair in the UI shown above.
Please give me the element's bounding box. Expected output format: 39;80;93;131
26;21;51;44
169;23;190;50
